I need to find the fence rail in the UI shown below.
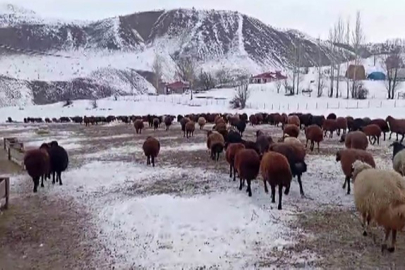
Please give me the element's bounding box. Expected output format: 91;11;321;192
0;177;10;210
126;95;405;111
3;138;25;168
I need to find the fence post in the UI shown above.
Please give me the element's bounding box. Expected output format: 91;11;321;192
368;101;370;108
357;101;359;108
297;103;299;110
395;100;397;107
327;103;329;109
278;104;280;110
338;102;340;109
306;103;308;109
380;101;382;108
287;103;289;110
316;103;318;109
272;104;273;110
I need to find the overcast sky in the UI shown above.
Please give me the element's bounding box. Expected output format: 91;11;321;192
4;0;404;42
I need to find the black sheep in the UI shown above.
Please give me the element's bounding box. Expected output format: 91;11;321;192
352;118;366;131
225;130;243;149
235;120;246;136
48;141;69;185
390;142;405;160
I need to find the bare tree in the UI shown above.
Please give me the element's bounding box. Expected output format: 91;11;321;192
215;69;231;85
152;54;164;94
381;39;404;99
335;17;345;98
275;79;282;93
315;37;326;97
197;70;216;90
351;11;365;97
230;82;250;109
91;99;98;109
328;27;337;98
345;16;352;99
176;56;196;99
295;43;303;95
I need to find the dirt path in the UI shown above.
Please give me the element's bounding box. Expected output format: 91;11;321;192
0;148;100;270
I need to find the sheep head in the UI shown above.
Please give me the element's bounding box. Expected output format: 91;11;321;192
351;160;372;180
389;142;405;159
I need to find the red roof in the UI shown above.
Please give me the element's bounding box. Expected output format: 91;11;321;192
166;81;190;90
252;71;287;80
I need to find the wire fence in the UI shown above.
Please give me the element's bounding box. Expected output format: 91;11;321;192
121;94;405;111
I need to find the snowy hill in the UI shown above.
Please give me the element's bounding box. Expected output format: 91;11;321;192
0;4;362;106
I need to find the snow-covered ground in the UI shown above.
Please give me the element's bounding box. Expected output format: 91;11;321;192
1;110;397;268
1;75;405;122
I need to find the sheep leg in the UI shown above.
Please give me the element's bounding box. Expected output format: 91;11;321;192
346;176;351;195
246;179;252;197
389;131;392;140
377;136;380;145
277;184;283;210
305;139;308;148
383;132;386;141
41;175;45;188
382;227;392;253
362;213;369;236
239;177;244;190
264;180;268;193
151;156;155;167
329;131;333;138
216;152;220;161
401;134;405;144
146;156;150;165
337;129;340;136
297;175;305;197
233;167;238;182
317;142;320;153
270;184;276;203
58;171;63;185
229;164;233;178
52;171;56;184
388;230;397;253
33;177;40;193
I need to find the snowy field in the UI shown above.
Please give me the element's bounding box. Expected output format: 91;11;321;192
0;119;403;269
1;77;405;123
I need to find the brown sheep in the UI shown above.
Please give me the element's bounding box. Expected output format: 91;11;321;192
153;118;159;130
269;143;307;197
360;124;382;145
249;114;258;126
24;149;50;193
225;143;246;181
305;124;323;152
344;131;368;150
198;117;207;129
386;116;405;142
234;149;261;197
207;131;225;161
369;118;389;141
335;148;375;194
260;151;292;210
134;119;144;134
164;116;173;131
283;124;300;138
185;121;196;138
287;115;300;127
322;119;337;138
180;117;190;137
142;136;160;167
215;117;226;125
336;117;348;136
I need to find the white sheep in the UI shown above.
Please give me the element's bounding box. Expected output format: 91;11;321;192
390;142;405;176
352;160;405;253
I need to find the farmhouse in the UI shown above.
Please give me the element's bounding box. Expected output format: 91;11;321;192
250;71;287;84
165;81;190;94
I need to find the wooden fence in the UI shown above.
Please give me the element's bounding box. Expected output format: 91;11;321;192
0;177;10;210
3;137;25;168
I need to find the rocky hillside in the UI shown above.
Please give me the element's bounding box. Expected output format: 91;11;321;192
0;4;370;106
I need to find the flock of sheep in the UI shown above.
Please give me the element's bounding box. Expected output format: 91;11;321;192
18;111;405;254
